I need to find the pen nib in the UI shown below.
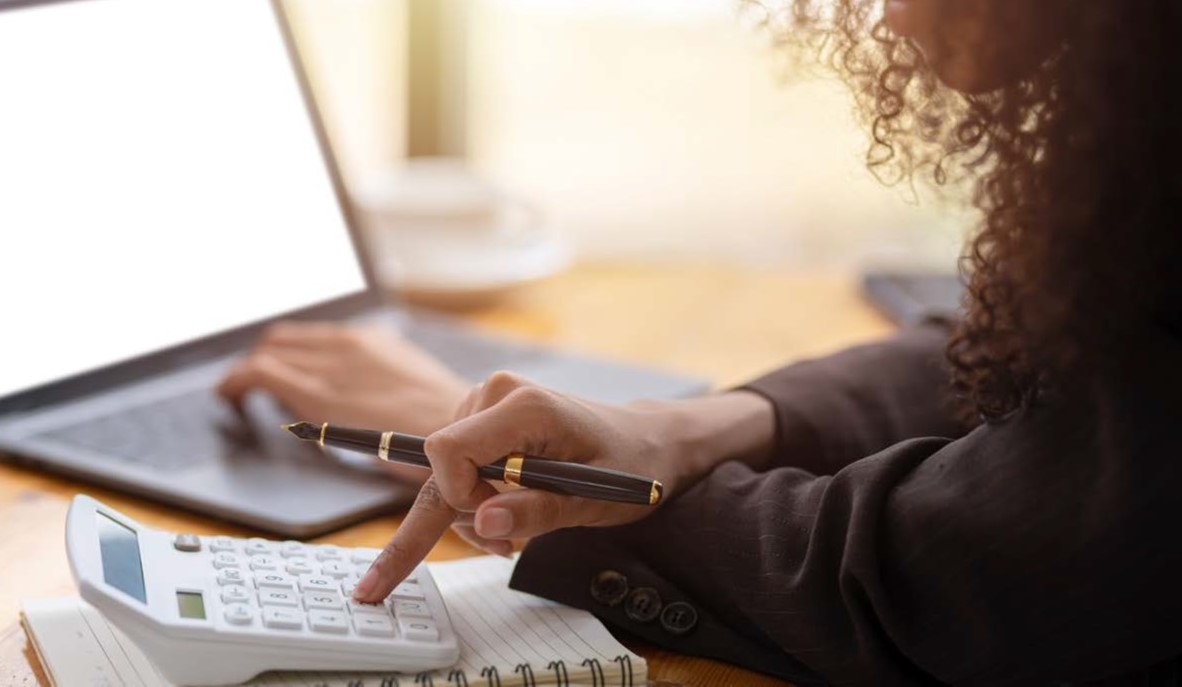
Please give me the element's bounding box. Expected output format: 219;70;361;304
282;421;322;441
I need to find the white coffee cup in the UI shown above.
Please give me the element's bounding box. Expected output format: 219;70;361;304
354;158;569;307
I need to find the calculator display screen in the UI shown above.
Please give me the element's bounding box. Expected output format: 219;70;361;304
176;591;206;619
96;512;146;603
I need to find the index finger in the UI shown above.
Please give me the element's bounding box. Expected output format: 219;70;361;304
215;354;322;410
352;478;457;603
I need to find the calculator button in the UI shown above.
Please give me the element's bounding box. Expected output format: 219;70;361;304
255;572;296;590
320;561;351;579
347;599;390;616
391;600;431;619
308;609;349;634
285;559;315;576
262;607;304;630
259;589;301;607
315;545;343;561
216;568;247;585
341;577;360;598
223;603;254;626
173;534;201;552
280;541;309;558
248;555;279;571
220;585;252;604
212;552;242;569
353;614;396;637
298;574;338;593
350;548;381;566
303;591;345;611
244;538;275;556
209;536;237;553
392;582;426;600
397;616;439;642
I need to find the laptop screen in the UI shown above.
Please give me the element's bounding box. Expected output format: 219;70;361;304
0;0;368;399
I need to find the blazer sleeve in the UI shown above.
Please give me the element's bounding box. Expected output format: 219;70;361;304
739;320;971;475
511;331;1182;685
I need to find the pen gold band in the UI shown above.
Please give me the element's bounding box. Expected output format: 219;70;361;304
318;422;327;449
378;431;392;461
649;481;663;506
503;453;524;486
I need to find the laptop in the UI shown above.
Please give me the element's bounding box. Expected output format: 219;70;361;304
859;270;964;325
0;0;706;537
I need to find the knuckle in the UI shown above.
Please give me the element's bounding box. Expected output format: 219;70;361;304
237;355;267;377
483;370;525;398
414;478;449;511
378;538;413;566
423;431;461;461
505;384;552;410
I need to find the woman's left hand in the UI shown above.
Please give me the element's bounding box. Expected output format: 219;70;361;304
217;321;468;437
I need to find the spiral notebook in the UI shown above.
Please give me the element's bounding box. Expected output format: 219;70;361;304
20;555;646;687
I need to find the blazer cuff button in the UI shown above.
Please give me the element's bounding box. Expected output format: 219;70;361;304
590;570;629;607
659;601;698;636
623;587;662;623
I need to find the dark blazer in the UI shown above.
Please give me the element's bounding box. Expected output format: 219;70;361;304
509;322;1182;685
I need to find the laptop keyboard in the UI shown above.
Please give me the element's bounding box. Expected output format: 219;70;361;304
35;389;250;471
29;319;547;472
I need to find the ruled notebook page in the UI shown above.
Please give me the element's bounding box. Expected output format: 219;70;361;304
428;555;645;685
20;555;646;686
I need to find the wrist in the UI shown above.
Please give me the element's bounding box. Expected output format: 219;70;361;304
636;391;776;488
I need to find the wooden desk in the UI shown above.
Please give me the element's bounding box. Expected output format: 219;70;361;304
0;262;893;686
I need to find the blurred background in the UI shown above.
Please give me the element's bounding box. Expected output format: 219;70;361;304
284;0;971;306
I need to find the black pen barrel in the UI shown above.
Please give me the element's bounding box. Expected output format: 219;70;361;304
322;425;433;469
305;422;659;505
517;459;659;505
322;425;382;453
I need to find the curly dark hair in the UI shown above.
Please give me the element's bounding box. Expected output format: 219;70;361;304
750;1;1182;420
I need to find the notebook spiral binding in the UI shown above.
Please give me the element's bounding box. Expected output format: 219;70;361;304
363;654;634;687
614;655;634;685
547;660;570;686
514;663;536;687
581;658;605;687
480;666;501;687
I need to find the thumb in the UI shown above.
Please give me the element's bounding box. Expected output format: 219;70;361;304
474;488;615;540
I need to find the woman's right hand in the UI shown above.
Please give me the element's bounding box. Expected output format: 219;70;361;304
352;372;776;603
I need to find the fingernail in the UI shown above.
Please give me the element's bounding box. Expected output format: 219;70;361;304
354;567;379;600
477;508;513;538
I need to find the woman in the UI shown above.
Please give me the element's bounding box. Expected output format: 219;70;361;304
219;0;1182;683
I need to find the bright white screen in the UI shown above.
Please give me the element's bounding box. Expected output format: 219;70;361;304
0;0;367;398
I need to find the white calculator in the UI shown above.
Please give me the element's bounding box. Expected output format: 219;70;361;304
65;495;460;686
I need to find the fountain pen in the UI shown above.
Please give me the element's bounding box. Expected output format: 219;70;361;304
283;421;663;505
